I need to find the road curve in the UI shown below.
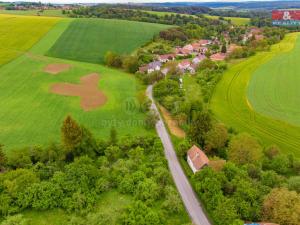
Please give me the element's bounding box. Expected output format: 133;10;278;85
146;85;211;225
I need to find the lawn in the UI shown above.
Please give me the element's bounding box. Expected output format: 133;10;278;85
204;14;250;25
211;33;300;157
0;14;59;66
248;34;300;126
47;18;172;64
0;19;152;150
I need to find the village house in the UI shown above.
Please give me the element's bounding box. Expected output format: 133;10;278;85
210;52;226;61
198;39;212;46
187;145;209;174
157;54;176;63
177;59;192;71
175;47;193;56
183;44;194;52
192;54;206;65
138;61;162;74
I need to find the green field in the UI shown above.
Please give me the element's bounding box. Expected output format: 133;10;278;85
0;18;152;150
203;14;250;25
248;34;300;126
0;9;66;17
47;18;171;64
0;14;59;65
211;33;300;157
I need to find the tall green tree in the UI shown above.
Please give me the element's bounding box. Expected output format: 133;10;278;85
61;116;82;152
188;110;212;146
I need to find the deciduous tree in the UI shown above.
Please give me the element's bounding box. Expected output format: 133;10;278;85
262;188;300;225
228;133;263;165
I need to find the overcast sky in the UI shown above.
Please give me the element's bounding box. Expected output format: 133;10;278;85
4;0;277;4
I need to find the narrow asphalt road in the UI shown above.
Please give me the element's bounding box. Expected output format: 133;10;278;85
146;85;211;225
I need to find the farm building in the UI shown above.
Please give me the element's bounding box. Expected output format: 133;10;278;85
187;145;209;173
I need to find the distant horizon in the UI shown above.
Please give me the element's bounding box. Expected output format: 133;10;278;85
1;0;290;5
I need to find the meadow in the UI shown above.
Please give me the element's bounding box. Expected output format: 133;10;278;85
47;18;171;64
203;14;250;25
248;34;300;126
0;17;153;150
0;14;59;65
211;33;300;157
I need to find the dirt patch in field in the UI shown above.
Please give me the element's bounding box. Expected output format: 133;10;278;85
159;105;186;138
44;64;71;75
50;73;107;111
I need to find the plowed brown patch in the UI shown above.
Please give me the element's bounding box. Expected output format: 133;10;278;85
50;73;107;111
44;64;71;75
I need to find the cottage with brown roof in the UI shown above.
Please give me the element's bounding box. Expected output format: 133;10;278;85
187;145;209;173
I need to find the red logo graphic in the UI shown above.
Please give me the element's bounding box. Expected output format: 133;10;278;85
272;10;300;20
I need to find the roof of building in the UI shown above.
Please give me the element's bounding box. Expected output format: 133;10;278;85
148;61;161;69
210;53;226;61
183;44;194;51
178;59;191;67
187;145;209;170
158;54;176;60
198;39;211;46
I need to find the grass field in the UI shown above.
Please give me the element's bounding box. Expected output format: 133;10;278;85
203;14;250;25
248;34;300;126
0;18;152;150
0;14;59;66
47;18;171;64
0;9;66;17
211;33;300;157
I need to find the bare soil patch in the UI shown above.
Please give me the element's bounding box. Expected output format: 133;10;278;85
50;73;107;111
159;105;186;138
44;64;71;75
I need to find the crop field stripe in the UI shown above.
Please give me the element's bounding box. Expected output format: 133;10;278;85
211;33;300;156
0;14;60;66
47;18;172;64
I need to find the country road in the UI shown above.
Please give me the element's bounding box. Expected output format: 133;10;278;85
146;85;211;225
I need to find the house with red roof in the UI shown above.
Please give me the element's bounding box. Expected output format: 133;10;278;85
157;54;176;63
210;53;226;61
198;39;212;46
187;145;209;173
